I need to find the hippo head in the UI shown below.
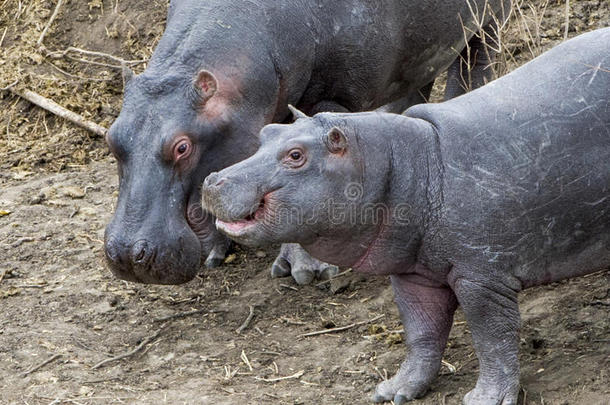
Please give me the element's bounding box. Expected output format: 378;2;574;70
202;109;395;268
104;68;258;284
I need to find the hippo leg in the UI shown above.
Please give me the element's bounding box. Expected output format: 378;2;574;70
376;81;435;113
373;274;457;404
453;276;520;405
203;236;232;268
271;243;339;285
444;22;498;100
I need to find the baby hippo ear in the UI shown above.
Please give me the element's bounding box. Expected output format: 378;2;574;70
194;70;218;104
324;127;348;155
287;104;308;121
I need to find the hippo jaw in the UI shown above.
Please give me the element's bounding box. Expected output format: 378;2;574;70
214;193;268;241
186;192;232;268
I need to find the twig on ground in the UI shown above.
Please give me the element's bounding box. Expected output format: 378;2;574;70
0;269;8;284
15;284;47;289
564;0;570;40
81;376;122;384
0;27;7;48
241;350;253;372
46;61;111;82
38;0;64;45
12;237;35;248
46;46;146;66
91;330;161;370
315;268;353;286
0;80;18;91
298;314;385;338
363;329;404;339
236;305;255;334
65;55;123;69
153;308;207;322
21;354;62;377
441;359;457;373
8;87;107;137
582;268;610;277
255;370;304;382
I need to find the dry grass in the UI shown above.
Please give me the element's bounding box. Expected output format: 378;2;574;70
0;0;166;173
449;0;608;94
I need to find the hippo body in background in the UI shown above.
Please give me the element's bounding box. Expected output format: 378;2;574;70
103;0;508;285
202;29;610;404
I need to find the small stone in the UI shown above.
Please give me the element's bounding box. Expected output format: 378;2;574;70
255;250;267;258
62;186;86;199
330;276;351;294
79;207;97;216
29;194;45;205
0;287;22;298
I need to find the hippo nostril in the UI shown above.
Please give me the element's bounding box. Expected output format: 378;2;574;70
131;240;154;265
105;237;125;264
204;172;219;188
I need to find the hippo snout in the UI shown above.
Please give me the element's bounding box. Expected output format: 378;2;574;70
202;172;262;223
104;224;201;285
105;236;156;269
203;171;224;189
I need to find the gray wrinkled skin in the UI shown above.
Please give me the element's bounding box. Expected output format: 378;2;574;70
103;0;507;285
202;29;610;404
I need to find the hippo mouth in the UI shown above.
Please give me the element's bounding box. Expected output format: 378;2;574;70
215;197;266;238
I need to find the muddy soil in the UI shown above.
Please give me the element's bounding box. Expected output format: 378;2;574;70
0;1;609;404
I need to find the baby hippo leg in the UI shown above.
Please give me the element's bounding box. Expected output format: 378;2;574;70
452;272;521;405
373;274;457;404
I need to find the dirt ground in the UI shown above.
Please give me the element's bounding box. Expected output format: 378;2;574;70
1;1;609;404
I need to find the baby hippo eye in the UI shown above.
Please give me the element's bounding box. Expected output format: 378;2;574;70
283;148;306;168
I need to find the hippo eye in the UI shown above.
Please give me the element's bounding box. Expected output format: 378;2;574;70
283;148;306;168
173;138;193;161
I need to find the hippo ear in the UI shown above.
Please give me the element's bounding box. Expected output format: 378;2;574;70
324;127;348;155
121;64;135;87
288;104;308;121
194;69;218;104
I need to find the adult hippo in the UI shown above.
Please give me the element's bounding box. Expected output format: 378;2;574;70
104;0;508;284
202;29;610;404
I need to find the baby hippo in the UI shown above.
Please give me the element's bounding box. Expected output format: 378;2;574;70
202;28;610;405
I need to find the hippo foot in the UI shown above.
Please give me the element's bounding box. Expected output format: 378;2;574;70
203;239;232;269
270;243;339;285
371;359;437;404
463;384;519;405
